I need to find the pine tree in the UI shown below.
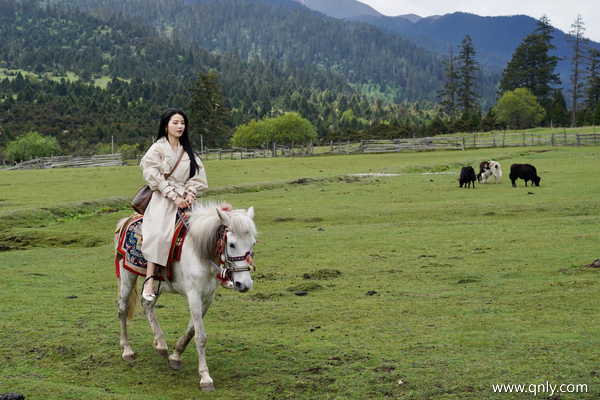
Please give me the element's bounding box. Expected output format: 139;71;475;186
437;47;458;122
593;101;600;126
499;15;561;114
550;90;569;127
456;35;481;114
584;48;600;111
566;14;589;126
188;71;230;147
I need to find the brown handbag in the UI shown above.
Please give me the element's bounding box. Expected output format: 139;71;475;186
132;150;186;214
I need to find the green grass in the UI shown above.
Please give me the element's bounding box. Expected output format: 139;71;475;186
1;146;600;399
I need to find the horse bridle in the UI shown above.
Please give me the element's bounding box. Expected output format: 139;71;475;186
212;225;255;275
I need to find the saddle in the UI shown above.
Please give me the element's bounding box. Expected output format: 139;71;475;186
115;213;188;280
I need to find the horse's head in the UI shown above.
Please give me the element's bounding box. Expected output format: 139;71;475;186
216;206;256;293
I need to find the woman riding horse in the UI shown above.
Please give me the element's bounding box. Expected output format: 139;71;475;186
140;108;215;301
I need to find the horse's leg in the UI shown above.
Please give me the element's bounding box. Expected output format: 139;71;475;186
187;294;215;392
169;294;215;371
169;318;195;370
118;270;138;361
141;295;169;358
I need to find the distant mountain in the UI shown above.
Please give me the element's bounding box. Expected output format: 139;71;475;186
352;12;538;60
293;0;381;19
349;11;600;86
390;14;441;24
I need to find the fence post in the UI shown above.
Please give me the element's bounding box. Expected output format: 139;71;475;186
330;140;333;154
551;134;554;146
472;133;475;149
493;132;496;147
564;131;567;145
577;134;580;146
219;149;222;160
347;140;350;155
531;132;534;146
462;137;465;150
522;132;525;146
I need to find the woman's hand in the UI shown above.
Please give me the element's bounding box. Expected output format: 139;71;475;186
172;196;188;209
185;194;195;207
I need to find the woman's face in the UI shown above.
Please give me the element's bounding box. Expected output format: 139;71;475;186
166;114;185;141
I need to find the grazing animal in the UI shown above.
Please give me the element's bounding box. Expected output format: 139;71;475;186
477;161;502;184
509;164;541;187
115;202;257;392
459;166;477;188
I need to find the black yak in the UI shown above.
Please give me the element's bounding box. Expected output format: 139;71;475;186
459;166;477;188
509;164;541;187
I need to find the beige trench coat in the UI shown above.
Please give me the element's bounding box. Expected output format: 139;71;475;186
140;137;208;265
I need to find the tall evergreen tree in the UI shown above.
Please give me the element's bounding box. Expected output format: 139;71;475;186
456;35;481;114
499;15;560;115
188;71;230;147
550;89;569;127
566;14;589;126
437;47;458;122
584;48;600;111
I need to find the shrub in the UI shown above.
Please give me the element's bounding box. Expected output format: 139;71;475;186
5;131;61;163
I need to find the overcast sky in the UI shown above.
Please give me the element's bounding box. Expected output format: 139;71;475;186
357;0;600;43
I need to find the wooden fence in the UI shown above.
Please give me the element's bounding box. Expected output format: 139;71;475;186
4;132;600;168
195;132;600;160
4;153;123;170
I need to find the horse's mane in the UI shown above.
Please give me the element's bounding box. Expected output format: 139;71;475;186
186;201;257;260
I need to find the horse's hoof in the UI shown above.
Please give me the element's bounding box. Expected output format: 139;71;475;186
156;349;169;358
169;359;183;370
200;382;215;392
123;354;135;362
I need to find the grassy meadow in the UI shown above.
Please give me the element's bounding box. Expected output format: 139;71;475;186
0;146;599;399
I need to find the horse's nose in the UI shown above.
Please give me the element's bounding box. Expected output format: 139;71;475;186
235;281;248;292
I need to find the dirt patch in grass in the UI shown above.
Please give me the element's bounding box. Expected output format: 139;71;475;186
338;176;363;183
291;178;316;185
248;292;283;301
302;269;342;280
287;282;322;292
304;217;323;222
457;278;480;284
420;263;453;268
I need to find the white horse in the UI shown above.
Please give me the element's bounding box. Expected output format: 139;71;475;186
115;202;257;392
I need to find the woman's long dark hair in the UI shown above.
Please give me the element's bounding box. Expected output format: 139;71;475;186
157;108;199;180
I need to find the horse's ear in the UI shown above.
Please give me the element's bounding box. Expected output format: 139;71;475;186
247;206;254;220
216;208;231;227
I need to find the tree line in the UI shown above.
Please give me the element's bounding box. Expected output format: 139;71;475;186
439;14;600;130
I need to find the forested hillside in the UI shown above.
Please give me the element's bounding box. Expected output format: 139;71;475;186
44;0;501;105
0;0;454;155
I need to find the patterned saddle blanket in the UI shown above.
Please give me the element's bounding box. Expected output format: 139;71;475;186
115;213;188;281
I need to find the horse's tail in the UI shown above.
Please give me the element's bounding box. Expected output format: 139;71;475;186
117;276;139;323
